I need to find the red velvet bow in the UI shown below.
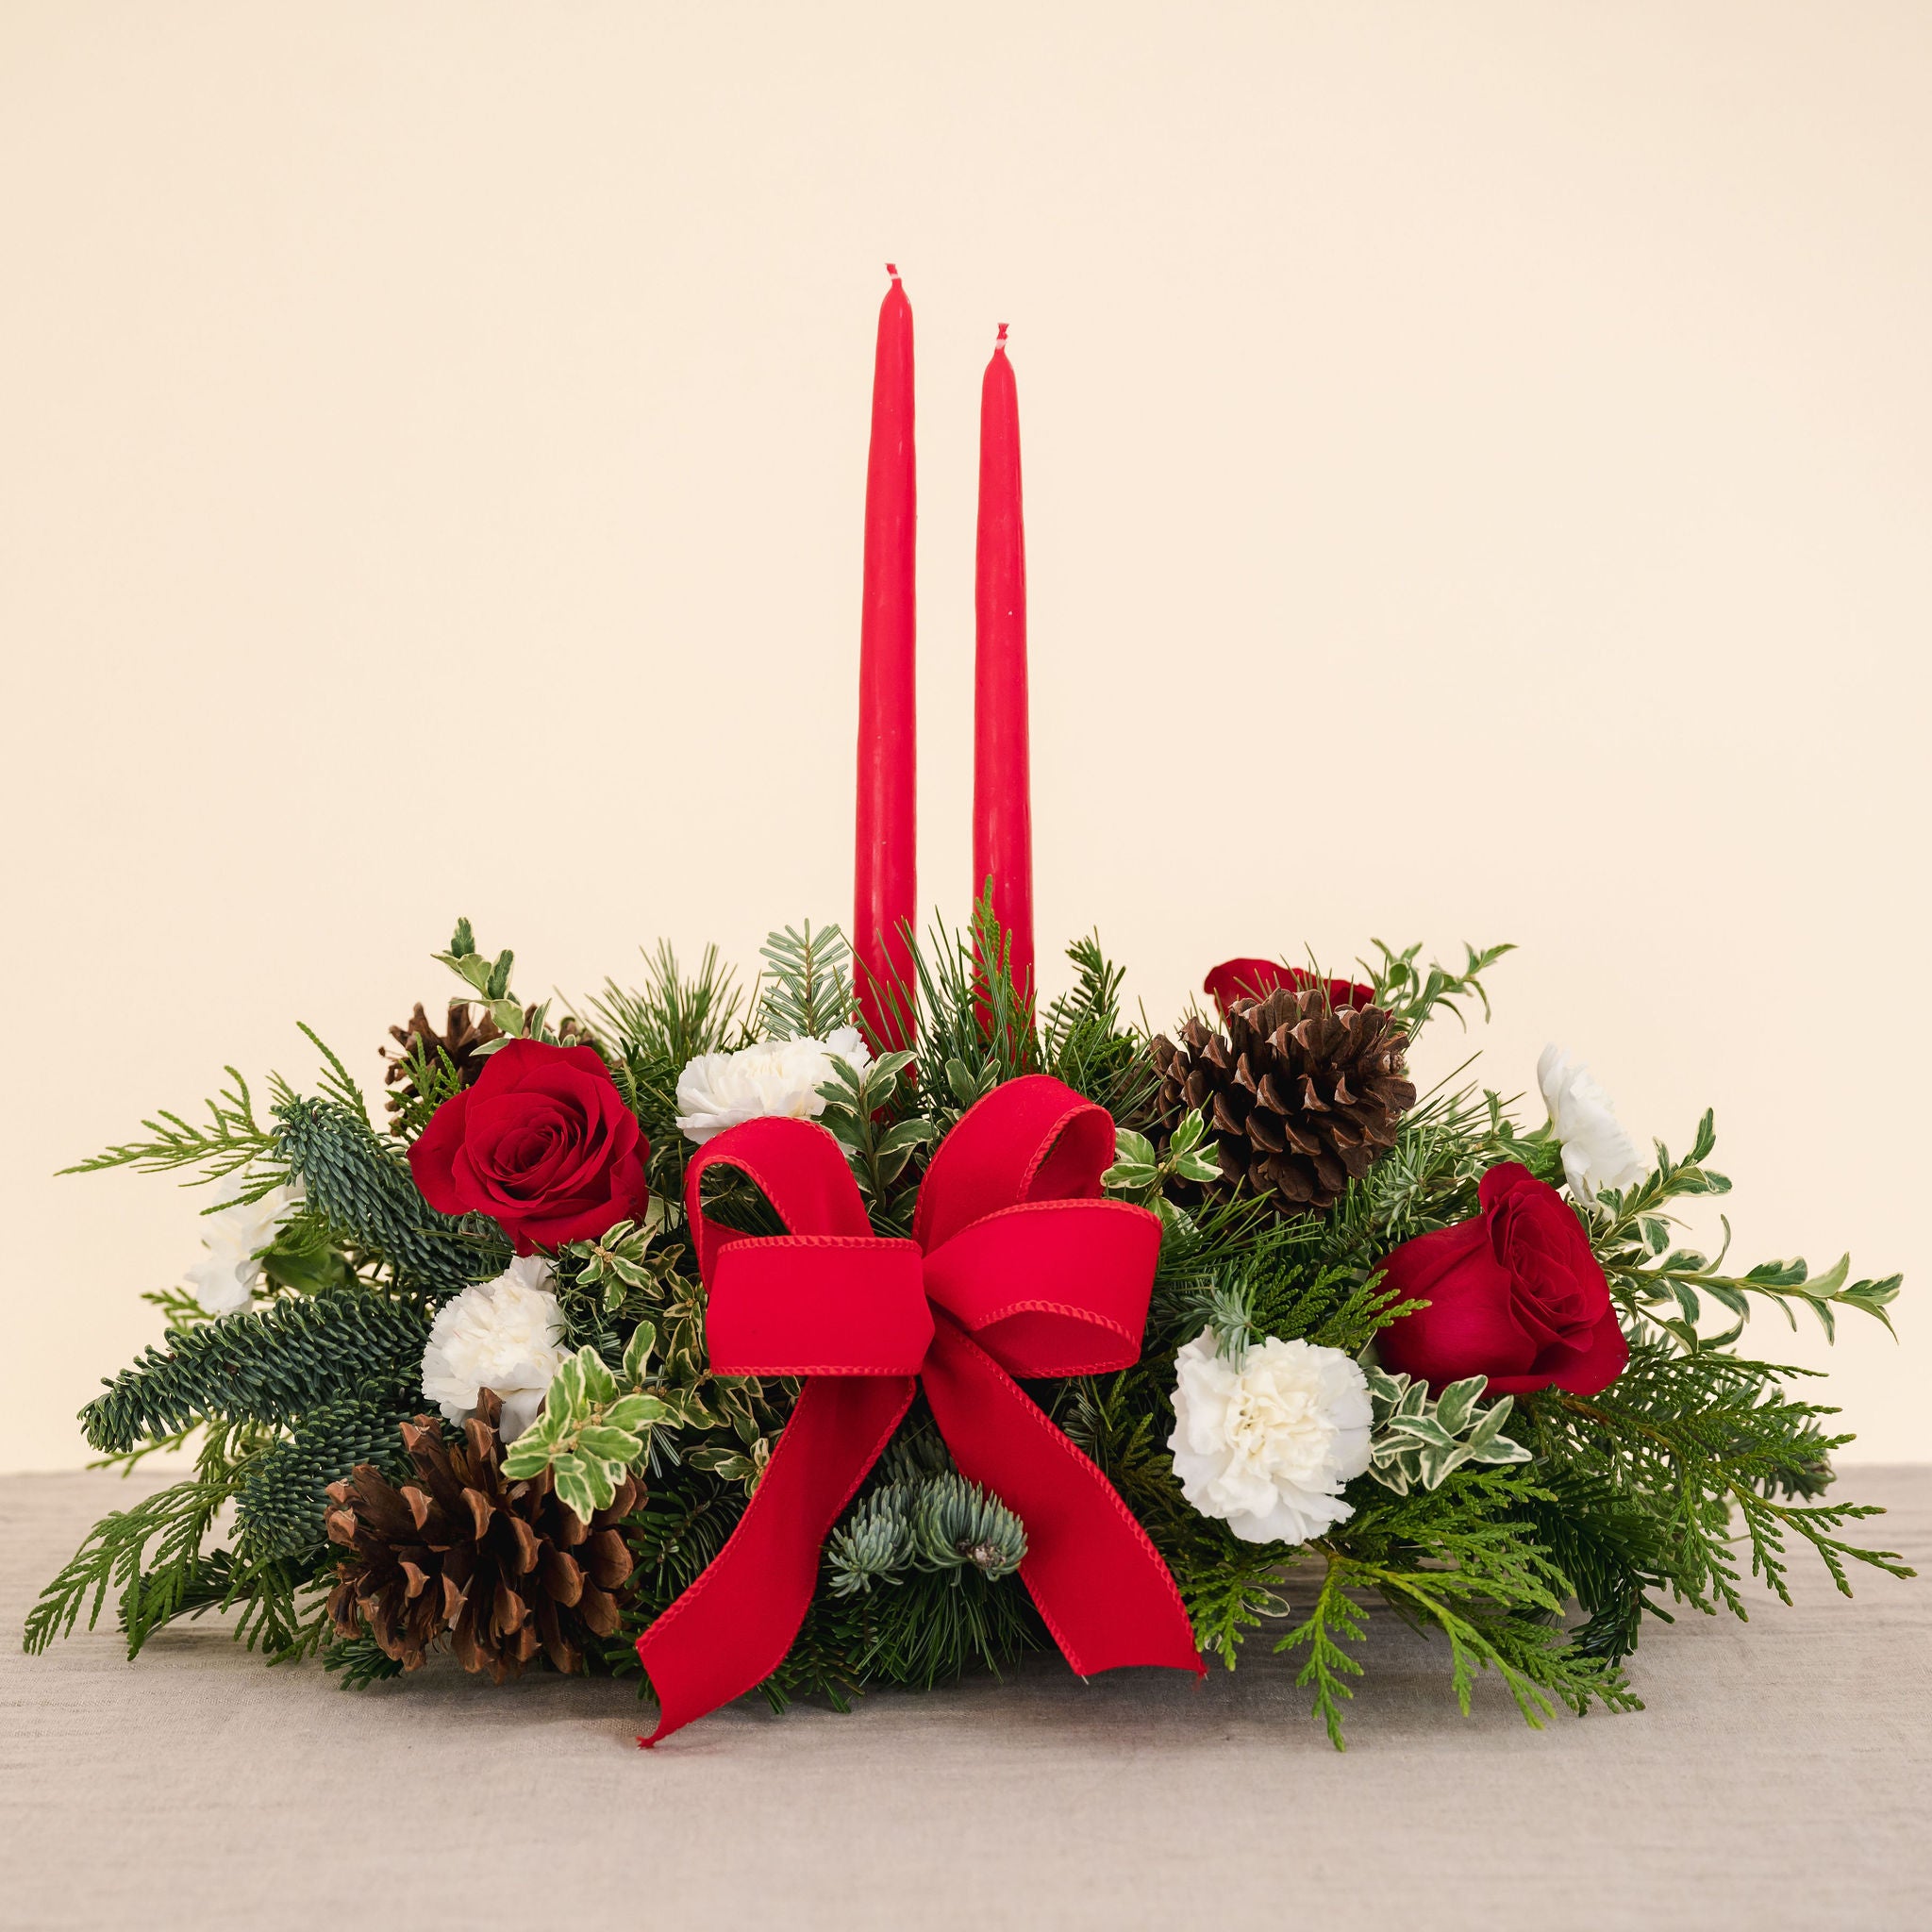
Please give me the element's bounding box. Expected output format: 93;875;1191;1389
636;1074;1203;1743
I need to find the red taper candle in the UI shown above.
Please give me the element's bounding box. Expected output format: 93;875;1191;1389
854;265;917;1048
973;323;1034;1001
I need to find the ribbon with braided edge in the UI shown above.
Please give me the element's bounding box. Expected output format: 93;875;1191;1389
635;1073;1203;1743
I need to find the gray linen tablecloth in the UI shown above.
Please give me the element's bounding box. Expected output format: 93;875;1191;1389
3;1466;1927;1930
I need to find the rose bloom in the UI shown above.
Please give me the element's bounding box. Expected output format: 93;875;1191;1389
1375;1161;1628;1397
409;1039;650;1254
1203;958;1375;1014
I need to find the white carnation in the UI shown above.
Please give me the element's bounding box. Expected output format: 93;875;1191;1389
1538;1043;1646;1204
420;1256;566;1443
675;1027;872;1145
184;1180;304;1317
1167;1328;1373;1545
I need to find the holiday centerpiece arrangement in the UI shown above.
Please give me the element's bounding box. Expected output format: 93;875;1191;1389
25;275;1908;1746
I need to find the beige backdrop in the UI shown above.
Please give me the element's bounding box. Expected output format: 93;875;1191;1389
1;1;1925;1471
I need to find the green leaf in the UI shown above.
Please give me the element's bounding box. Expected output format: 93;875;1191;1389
547;1355;588;1421
576;1424;645;1462
501;1441;552;1480
576;1346;619;1407
551;1455;600;1525
1434;1376;1486;1436
604;1392;668;1433
621;1322;658;1384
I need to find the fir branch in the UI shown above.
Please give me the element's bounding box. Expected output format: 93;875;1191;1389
322;1634;408;1689
758;921;853;1041
231;1393;418;1557
1148;1222;1408;1360
81;1289;431;1454
274;1096;505;1292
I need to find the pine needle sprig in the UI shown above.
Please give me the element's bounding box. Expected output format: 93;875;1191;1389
1321;1083;1498;1273
1041;932;1158;1124
894;892;1040;1108
583;941;750;1156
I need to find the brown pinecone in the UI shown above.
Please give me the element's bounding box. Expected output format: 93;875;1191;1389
324;1391;639;1681
382;1002;506;1119
383;1004;597;1121
1151;985;1417;1212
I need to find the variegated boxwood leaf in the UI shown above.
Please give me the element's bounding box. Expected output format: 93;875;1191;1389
1363;1363;1531;1495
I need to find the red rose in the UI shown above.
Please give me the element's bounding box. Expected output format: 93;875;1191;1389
408;1039;650;1255
1374;1162;1627;1397
1204;958;1375;1014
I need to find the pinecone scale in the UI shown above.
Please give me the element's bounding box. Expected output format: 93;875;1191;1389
325;1391;638;1681
1153;985;1417;1212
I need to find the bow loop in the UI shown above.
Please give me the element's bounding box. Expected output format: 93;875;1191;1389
684;1115;874;1280
920;1200;1158;1376
912;1075;1116;1252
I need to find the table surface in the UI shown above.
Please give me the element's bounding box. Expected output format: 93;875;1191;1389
4;1466;1928;1931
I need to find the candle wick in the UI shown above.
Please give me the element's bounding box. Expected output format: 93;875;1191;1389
995;323;1008;345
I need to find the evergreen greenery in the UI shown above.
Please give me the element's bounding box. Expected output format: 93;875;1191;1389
275;1095;505;1292
29;914;1910;1754
758;920;853;1041
81;1290;431;1455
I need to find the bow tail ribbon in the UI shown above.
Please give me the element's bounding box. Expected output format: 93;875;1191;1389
920;1318;1198;1676
635;1371;915;1745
